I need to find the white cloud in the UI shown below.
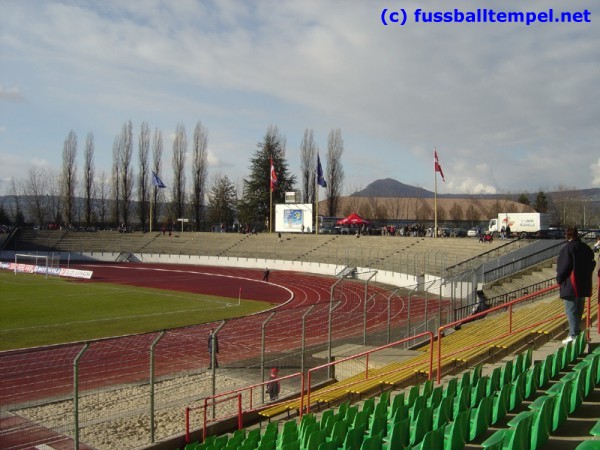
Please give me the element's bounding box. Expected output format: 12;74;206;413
591;158;600;187
0;0;599;194
0;85;26;102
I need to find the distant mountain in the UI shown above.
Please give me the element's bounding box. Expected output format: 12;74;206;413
352;178;435;198
353;179;600;202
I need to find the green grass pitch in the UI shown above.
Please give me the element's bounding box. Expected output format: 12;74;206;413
0;271;272;351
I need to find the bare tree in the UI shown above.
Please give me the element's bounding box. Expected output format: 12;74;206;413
151;128;164;230
24;167;50;227
138;121;150;230
96;171;109;226
172;123;187;221
449;202;464;221
47;169;62;225
7;178;25;226
83;133;95;226
62;130;78;226
191;121;208;231
111;136;120;227
119;120;134;227
325;128;344;216
300;129;316;204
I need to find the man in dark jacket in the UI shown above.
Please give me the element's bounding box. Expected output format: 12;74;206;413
556;226;596;344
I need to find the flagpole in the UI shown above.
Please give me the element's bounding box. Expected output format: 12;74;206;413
315;176;319;235
269;189;273;234
434;148;438;239
150;193;154;232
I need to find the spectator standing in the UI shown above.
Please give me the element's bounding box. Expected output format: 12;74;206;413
266;367;280;401
556;226;596;344
263;268;270;282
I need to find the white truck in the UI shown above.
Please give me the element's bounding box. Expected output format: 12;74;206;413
488;212;550;238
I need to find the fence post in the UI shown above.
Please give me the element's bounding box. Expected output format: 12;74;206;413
386;288;399;344
211;322;225;419
301;305;316;375
407;285;417;340
362;272;377;345
73;342;89;450
261;312;276;404
149;330;165;444
329;279;343;379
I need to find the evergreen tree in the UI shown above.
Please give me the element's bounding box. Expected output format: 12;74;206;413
534;191;548;213
238;126;296;231
208;175;236;227
517;193;530;206
0;203;11;225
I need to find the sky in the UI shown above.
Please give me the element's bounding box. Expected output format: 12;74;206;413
1;0;599;197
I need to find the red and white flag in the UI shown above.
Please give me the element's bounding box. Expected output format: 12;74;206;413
434;149;445;182
270;158;278;192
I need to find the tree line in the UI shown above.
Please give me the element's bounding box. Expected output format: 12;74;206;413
0;122;346;232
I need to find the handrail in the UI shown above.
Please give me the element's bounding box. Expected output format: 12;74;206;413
482;241;564;284
436;283;584;384
453;277;556;321
445;238;524;274
303;331;434;415
185;371;304;443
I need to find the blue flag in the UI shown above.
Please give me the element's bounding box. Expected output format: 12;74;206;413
317;154;327;188
152;171;167;188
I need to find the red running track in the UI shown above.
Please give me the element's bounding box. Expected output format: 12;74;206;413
0;262;442;447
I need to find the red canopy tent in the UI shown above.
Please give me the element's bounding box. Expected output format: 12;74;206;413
336;212;370;226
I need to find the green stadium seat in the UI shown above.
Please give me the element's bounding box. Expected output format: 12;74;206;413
433;396;452;430
524;361;540;399
574;358;597;397
444;377;458;400
481;410;533;450
500;359;513;388
410;406;433;447
538;354;552;389
368;415;387;439
420;379;434;398
471;375;489;407
491;382;511;425
406;384;420;407
468;394;492;441
529;395;555;450
583;352;600;384
317;441;337;450
329;420;348;447
384;417;409;450
411;424;445;450
359;432;383;450
452;386;470;419
562;365;588;413
512;353;525;381
427;385;444;410
305;430;326;450
388;392;404;420
590;418;600;437
509;371;527;411
545;378;572;431
487;366;502;396
444;408;469;450
575;442;600;450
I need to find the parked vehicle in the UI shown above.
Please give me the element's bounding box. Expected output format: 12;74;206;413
450;228;467;237
467;227;479;237
487;213;550;239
